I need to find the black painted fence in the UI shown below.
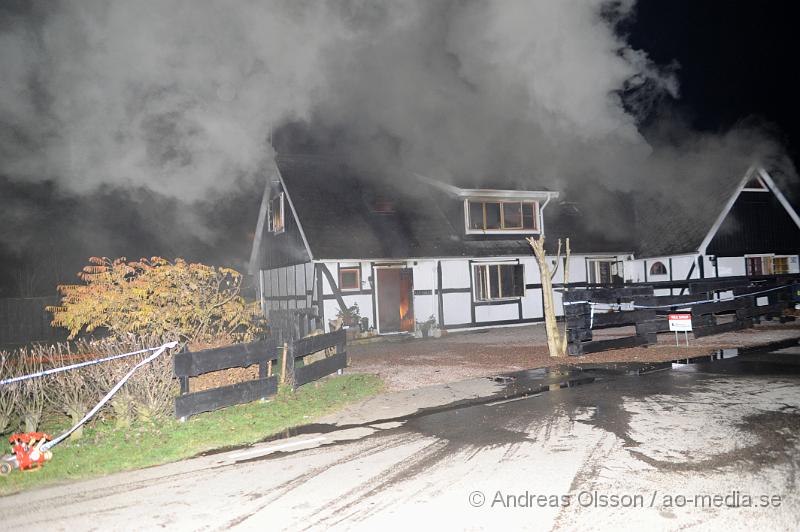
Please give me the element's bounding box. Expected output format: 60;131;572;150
173;328;347;419
564;277;798;356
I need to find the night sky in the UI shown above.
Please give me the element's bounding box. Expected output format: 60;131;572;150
1;2;799;297
626;2;800;162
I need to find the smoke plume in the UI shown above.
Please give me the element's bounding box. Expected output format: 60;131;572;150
0;0;794;296
0;0;683;196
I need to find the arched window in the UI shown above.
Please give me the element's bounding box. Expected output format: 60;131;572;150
649;261;667;276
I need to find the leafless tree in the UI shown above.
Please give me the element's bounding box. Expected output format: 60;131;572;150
527;236;571;357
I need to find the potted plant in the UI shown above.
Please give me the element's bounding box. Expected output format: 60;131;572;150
416;315;437;338
335;304;361;340
335;303;361;327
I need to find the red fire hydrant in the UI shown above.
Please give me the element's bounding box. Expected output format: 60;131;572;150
0;432;53;475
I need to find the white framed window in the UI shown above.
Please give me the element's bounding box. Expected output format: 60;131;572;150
587;257;620;285
465;199;539;234
747;254;799;275
269;192;284;234
473;263;525;301
338;266;361;291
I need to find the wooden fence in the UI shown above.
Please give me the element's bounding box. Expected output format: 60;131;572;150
268;308;321;343
564;278;798;356
173;328;347;419
0;296;67;348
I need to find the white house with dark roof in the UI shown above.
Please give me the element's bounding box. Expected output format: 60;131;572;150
249;155;800;334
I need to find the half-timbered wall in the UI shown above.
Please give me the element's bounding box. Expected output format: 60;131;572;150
259;262;314;313
260;253;628;333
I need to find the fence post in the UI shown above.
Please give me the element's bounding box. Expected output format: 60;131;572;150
286;340;296;390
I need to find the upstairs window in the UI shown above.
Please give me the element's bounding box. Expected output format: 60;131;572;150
473;263;525;301
466;200;539;233
269;193;284;234
369;196;395;214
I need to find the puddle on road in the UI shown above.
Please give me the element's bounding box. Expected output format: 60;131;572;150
203;337;800;464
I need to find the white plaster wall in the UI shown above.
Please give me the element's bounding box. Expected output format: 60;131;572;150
547;254;597;285
716;257;745;277
440;260;470;289
442;293;471;325
323;299;338;332
521;257;541;284
788;255;800;273
412;261;436;290
522;287;543;319
671;256;699;279
475;303;519;322
340;294;373;319
625;260;646;283
703;255;716;278
413;293;438;325
320;262;334;294
566;256;588;283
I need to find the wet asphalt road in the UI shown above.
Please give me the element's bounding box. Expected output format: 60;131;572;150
2;348;799;531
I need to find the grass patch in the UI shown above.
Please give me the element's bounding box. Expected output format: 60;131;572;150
0;373;382;495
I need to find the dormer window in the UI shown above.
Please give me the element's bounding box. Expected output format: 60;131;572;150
465;199;539;233
370;197;395;214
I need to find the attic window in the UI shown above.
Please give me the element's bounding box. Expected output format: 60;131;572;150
649;261;667;276
466;200;539;233
743;175;768;192
370;197;395;214
339;267;361;290
269;193;284;234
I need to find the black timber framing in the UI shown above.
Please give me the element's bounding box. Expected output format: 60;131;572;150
320;263;349;315
437;261;445;328
370;263;377;330
316;264;325;326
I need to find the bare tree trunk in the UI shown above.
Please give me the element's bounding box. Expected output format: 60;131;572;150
527;236;571;357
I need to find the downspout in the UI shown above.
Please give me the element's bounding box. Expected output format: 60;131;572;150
538;194;553;236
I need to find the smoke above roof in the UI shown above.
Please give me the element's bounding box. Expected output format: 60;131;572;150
0;0;795;277
1;0;677;194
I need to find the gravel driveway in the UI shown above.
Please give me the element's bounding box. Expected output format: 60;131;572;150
348;321;800;391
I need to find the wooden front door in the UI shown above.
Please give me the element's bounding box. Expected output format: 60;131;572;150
377;268;415;333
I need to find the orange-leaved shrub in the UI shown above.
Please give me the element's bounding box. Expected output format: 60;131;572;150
48;257;264;345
